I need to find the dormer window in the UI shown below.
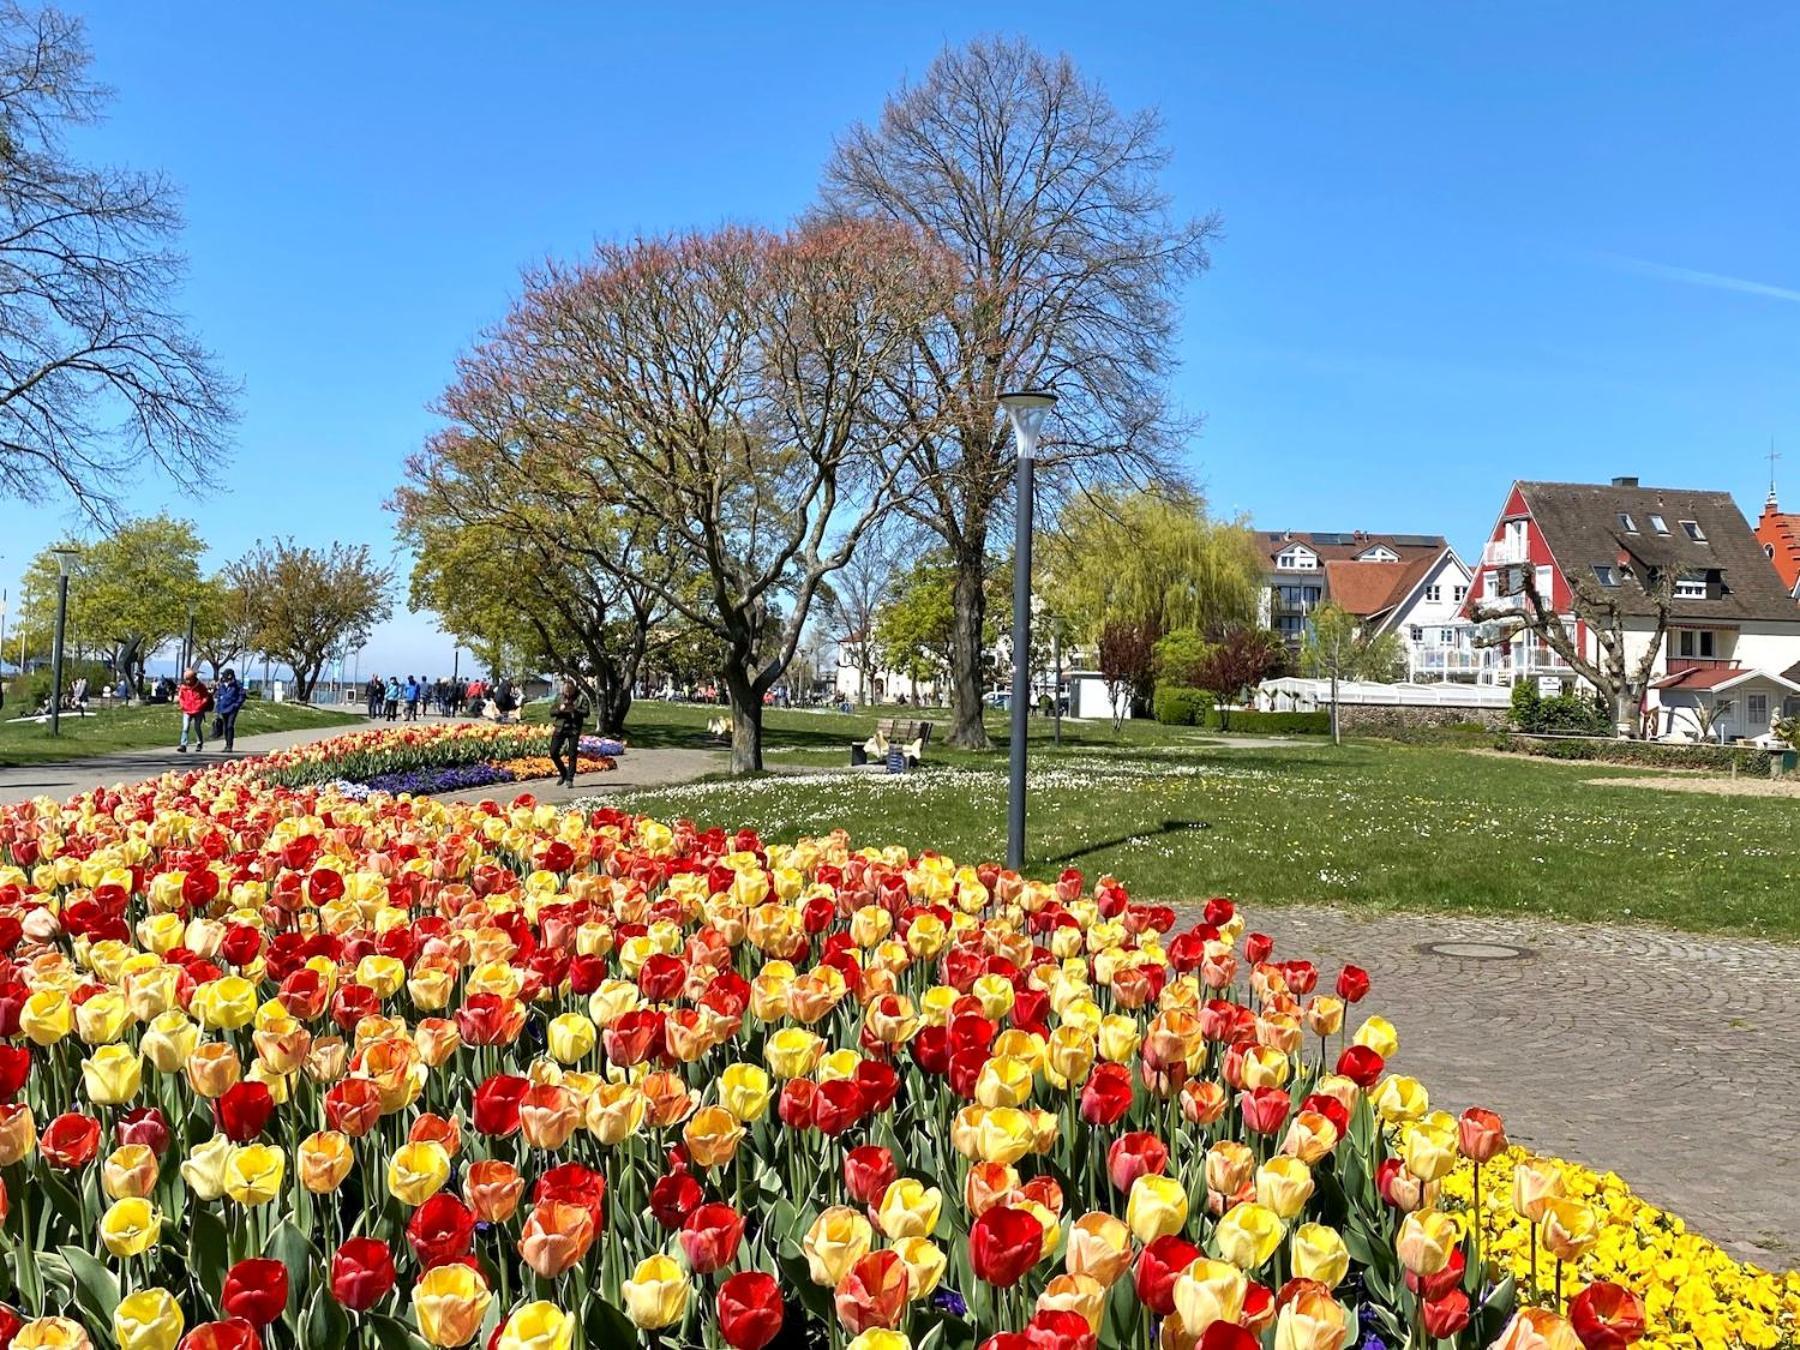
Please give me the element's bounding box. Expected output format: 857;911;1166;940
1680;520;1706;541
1648;514;1668;534
1276;547;1317;570
1674;571;1708;600
1592;565;1619;587
1617;513;1637;533
1357;545;1399;562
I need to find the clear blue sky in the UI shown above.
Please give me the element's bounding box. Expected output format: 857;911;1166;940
3;2;1796;672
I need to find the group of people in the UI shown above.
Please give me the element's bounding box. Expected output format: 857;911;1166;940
172;667;246;754
362;675;520;723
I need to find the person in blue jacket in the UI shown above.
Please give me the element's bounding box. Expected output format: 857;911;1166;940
213;668;247;753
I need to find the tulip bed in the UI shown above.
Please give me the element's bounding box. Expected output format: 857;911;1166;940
247;725;621;795
0;761;1792;1350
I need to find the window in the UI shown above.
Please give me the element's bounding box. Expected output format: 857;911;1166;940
1409;625;1424;643
1439;627;1457;645
1748;693;1770;726
1276;548;1317;570
1453;584;1468;602
1675;572;1708;600
1618;513;1637;533
1681;520;1706;541
1648;514;1668;534
1275;614;1306;639
1768;543;1777;559
1358;545;1399;562
1425;583;1442;602
1274;583;1321;610
1677;630;1716;658
1592;565;1617;587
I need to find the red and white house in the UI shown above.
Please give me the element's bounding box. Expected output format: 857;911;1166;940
1462;477;1800;740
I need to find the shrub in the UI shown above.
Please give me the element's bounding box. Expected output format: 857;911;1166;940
1152;684;1212;726
1203;708;1330;734
1496;732;1772;775
1508;682;1613;736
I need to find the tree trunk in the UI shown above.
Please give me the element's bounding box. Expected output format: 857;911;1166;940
594;668;632;737
1330;670;1341;745
724;665;764;774
947;543;991;748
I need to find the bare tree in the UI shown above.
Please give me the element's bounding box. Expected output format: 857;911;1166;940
1470;563;1675;733
0;3;235;518
822;37;1220;748
426;220;951;772
820;520;909;706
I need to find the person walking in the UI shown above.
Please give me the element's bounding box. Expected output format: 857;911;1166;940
213;668;247;753
404;675;421;721
384;675;402;721
493;677;518;724
176;669;212;753
365;675;383;720
548;679;588;788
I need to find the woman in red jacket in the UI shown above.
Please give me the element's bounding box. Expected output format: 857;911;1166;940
176;668;212;753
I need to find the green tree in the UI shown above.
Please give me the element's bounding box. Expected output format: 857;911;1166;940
873;554;959;693
1299;602;1403;744
228;539;393;702
18;515;205;689
191;572;259;679
1152;628;1213;687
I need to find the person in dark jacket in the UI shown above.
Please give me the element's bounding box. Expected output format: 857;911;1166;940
548;680;589;787
366;675;383;720
213;668;247;752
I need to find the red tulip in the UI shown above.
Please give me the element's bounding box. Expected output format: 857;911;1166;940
843;1145;897;1207
330;1237;396;1311
812;1078;865;1136
970;1205;1044;1288
0;1044;29;1101
978;1337;1029;1350
1238;1086;1291;1135
638;952;687;1003
323;1077;383;1138
601;1008;662;1066
1335;964;1371;1002
1024;1310;1096;1350
406;1193;476;1268
680;1203;746;1275
778;1078;816;1130
116;1106;171;1157
534;1161;606;1232
908;1025;949;1076
1107;1131;1169;1193
834;1249;908;1334
220;925;262;968
1422;1289;1472;1339
649;1171;704;1231
1406;1246;1465;1301
1078;1062;1133;1126
1458;1107;1509;1163
1197;1326;1260;1350
717;1270;784;1350
1244;932;1274;963
178;1320;262;1350
40;1112;101;1169
1569;1281;1647;1349
1134;1235;1200;1317
471;1075;529;1137
214;1081;275;1143
221;1259;288;1327
852;1060;900;1114
1334;1045;1384;1088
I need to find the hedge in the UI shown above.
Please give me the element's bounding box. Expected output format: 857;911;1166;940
1152;685;1212;726
1495;732;1777;775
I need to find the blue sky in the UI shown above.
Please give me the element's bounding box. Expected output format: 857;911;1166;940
3;2;1797;672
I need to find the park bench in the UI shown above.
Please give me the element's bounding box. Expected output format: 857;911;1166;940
851;717;933;768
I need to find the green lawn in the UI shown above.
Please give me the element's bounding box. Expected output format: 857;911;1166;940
595;704;1800;939
0;700;364;765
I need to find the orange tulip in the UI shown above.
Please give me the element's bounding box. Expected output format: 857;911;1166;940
519;1200;595;1279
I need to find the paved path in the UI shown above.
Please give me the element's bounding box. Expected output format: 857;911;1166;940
1247;907;1800;1267
438;747;727;805
0;711;378;805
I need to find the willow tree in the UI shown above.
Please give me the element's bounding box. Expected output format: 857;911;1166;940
422;220;951;773
822;37;1219;749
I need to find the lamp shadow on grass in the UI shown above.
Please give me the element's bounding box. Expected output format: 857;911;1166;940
1043;818;1211;867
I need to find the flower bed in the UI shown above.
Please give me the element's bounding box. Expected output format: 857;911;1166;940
248;723;622;793
0;768;1790;1350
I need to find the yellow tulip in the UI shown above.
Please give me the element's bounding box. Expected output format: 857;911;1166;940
413;1262;493;1347
113;1288;183;1350
719;1063;772;1123
876;1178;943;1240
546;1013;595;1064
99;1197;162;1258
298;1130;355;1194
803;1206;873;1286
495;1301;575;1350
1125;1174;1189;1243
1173;1257;1246;1334
621;1254;689;1330
1290;1223;1350;1287
223;1142;285;1206
20;989;72;1046
891;1236;947;1299
81;1044;142;1106
1254;1156;1315;1220
764;1027;823;1078
388;1140;451;1205
179;1135;235;1201
141;1011;199;1073
1214;1201;1284;1270
1351;1015;1398;1058
12;1316;95;1350
1396;1208;1459;1277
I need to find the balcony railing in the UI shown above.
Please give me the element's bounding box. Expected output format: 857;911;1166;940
1482;538;1528;566
1665;656;1733;676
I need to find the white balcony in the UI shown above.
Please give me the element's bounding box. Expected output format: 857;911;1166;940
1482;539;1527;566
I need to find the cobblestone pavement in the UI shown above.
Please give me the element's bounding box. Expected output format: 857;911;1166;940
1243;906;1800;1267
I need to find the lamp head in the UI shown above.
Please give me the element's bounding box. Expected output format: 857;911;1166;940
998;389;1057;460
50;546;78;578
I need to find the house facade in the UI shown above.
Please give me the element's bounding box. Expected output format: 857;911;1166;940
1754;488;1800;598
1463;477;1800;741
1256;530;1474;677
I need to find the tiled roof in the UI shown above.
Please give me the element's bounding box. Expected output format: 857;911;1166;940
1257;531;1446;568
1321;556;1438;618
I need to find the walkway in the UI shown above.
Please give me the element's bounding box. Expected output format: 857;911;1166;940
1248;906;1800;1266
437;747;726;804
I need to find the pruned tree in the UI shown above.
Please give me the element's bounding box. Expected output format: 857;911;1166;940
822;37;1221;749
0;3;235;518
1300;601;1403;744
423;220;952;772
1194;625;1287;730
1469;561;1676;734
1096;618;1157;731
228;539;393;702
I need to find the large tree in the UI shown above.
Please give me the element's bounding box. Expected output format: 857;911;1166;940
228;539;392;702
17;514;204;688
822;37;1219;749
190;570;259;679
818;522;907;707
0;3;234;518
423;220;949;773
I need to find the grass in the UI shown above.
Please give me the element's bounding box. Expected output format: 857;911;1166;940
590;703;1800;939
0;699;364;765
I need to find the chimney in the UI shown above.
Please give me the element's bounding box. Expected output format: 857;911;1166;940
1612;476;1638;487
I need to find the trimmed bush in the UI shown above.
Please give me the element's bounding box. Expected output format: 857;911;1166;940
1496;732;1773;776
1152;684;1212;726
1204;708;1330;735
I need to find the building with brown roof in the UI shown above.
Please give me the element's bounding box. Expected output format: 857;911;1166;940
1463;477;1800;740
1257;530;1473;677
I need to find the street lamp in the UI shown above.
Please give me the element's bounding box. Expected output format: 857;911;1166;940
999;388;1057;871
182;599;198;676
49;546;78;737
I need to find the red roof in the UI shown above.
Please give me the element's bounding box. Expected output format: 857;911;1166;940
1320;557;1437;618
1652;665;1752;691
1756;494;1800;592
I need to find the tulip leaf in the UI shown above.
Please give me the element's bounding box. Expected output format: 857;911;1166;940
306;1284;351;1348
774;1251;835;1322
59;1244;121;1338
367;1311;428;1350
189;1205;228;1302
582;1295;636;1347
39;1167;85;1234
266;1216;315;1275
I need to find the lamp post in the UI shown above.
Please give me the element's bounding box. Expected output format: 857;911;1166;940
49;546;77;737
182;599;198;677
999;389;1057;871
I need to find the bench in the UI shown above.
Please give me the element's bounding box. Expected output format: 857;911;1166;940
851;718;933;768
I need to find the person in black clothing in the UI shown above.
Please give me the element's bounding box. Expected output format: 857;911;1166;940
548;680;588;788
365;675;383;720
